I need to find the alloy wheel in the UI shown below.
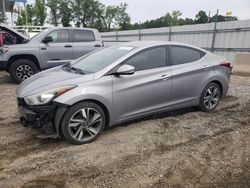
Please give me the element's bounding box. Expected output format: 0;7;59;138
203;85;220;110
68;108;103;142
16;65;34;80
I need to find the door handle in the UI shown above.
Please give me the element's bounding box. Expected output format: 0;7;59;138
161;74;170;80
64;45;72;48
203;65;208;70
94;44;101;47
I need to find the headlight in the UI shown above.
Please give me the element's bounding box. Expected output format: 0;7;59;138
0;47;9;54
24;85;76;105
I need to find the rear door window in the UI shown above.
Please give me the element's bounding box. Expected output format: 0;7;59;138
170;46;205;65
72;30;95;42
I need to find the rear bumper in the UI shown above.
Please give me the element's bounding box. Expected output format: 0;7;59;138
0;60;8;71
17;98;67;137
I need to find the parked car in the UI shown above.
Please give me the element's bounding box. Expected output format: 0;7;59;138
0;27;103;83
16;41;232;144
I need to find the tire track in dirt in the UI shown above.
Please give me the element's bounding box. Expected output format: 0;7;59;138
94;99;250;187
1;71;250;187
18;99;250;188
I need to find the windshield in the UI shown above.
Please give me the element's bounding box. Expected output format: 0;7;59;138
29;29;49;42
70;45;135;73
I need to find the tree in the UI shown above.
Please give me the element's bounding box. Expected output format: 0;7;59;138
71;0;105;29
59;0;72;27
33;0;46;26
211;14;238;22
179;18;194;25
88;0;105;31
26;4;35;24
102;3;131;31
116;3;131;30
164;12;173;26
128;9;238;30
16;10;26;25
129;11;183;30
104;5;119;31
71;0;93;27
0;13;7;24
171;10;182;25
71;0;81;27
15;4;34;26
195;10;208;24
47;0;61;26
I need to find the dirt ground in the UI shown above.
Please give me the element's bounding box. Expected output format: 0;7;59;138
0;71;250;188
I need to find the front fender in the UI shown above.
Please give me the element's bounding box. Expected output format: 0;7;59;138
5;45;40;62
53;76;114;124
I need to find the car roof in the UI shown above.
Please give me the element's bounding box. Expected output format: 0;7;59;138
47;27;98;32
117;41;206;52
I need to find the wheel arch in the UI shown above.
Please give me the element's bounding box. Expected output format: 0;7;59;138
56;99;111;138
210;80;223;97
200;76;228;100
7;54;40;71
82;99;110;128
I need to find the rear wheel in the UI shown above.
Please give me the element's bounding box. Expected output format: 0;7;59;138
9;59;39;84
61;102;106;145
198;82;221;112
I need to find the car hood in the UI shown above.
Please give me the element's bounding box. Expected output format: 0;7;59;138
16;66;95;98
0;24;29;41
4;42;37;49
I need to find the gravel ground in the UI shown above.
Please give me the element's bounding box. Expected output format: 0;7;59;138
0;71;250;188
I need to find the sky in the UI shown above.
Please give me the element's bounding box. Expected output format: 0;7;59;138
99;0;250;23
7;0;250;24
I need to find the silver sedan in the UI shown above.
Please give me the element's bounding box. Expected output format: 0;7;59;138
16;41;232;144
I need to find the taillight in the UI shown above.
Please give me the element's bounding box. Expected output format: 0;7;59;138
220;60;232;70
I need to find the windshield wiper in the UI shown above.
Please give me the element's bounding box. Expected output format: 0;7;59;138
70;66;85;75
63;64;85;75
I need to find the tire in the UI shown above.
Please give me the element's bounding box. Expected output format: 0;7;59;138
198;82;222;112
61;102;106;145
9;59;39;84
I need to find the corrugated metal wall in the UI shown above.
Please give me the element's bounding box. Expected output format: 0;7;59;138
101;20;250;63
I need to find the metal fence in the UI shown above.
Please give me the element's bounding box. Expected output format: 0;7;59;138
101;20;250;63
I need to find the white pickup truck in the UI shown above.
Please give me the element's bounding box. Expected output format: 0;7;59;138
0;25;103;83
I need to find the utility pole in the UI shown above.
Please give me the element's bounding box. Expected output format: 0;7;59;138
207;11;211;23
11;11;13;26
24;2;28;25
138;21;141;41
211;9;219;52
2;0;6;21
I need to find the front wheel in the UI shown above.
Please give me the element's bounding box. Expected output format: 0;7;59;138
198;82;221;112
9;59;39;84
61;102;106;145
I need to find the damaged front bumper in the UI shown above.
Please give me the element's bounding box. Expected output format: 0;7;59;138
17;98;67;137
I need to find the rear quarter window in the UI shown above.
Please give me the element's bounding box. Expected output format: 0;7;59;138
170;46;205;66
72;30;95;42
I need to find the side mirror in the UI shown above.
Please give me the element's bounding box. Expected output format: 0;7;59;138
115;64;135;75
42;36;53;43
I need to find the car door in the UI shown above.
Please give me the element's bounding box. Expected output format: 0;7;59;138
169;45;208;105
40;29;73;68
112;46;172;122
72;29;102;59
